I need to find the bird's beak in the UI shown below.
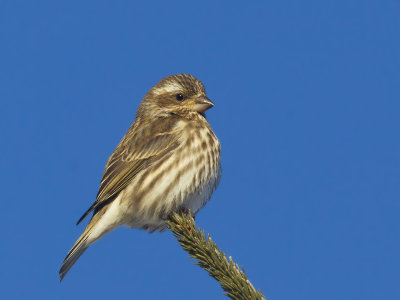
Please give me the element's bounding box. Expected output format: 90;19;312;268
192;96;214;113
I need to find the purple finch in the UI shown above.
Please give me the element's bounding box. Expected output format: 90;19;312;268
59;74;221;280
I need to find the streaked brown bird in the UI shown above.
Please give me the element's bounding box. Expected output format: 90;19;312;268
59;74;221;280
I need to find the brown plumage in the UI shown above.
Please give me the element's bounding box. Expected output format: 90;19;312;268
59;74;221;281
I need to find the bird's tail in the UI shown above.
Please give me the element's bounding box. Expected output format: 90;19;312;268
59;224;95;281
59;201;120;281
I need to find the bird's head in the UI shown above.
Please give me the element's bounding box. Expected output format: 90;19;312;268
137;74;214;119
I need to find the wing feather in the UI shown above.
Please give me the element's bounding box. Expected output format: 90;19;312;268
76;116;181;225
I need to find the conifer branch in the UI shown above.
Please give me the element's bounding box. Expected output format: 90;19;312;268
167;211;266;300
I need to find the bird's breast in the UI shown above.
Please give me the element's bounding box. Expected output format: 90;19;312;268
121;120;221;231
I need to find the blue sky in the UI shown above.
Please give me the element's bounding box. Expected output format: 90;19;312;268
1;1;399;299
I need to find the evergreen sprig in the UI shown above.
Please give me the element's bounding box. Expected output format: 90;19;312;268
167;212;265;300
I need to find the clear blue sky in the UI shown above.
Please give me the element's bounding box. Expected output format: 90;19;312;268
1;1;399;299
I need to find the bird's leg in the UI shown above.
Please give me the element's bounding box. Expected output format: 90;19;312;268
179;207;195;234
180;207;195;220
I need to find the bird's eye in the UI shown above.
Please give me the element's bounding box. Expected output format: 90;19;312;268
176;94;184;101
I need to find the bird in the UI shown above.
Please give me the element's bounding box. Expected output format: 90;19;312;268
59;74;221;281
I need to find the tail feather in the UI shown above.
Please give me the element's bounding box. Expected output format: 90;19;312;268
59;200;119;281
59;227;94;281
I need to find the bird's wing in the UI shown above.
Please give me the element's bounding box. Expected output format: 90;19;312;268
76;116;181;225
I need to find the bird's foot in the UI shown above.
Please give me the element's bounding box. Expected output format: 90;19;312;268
179;207;195;220
178;207;195;235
